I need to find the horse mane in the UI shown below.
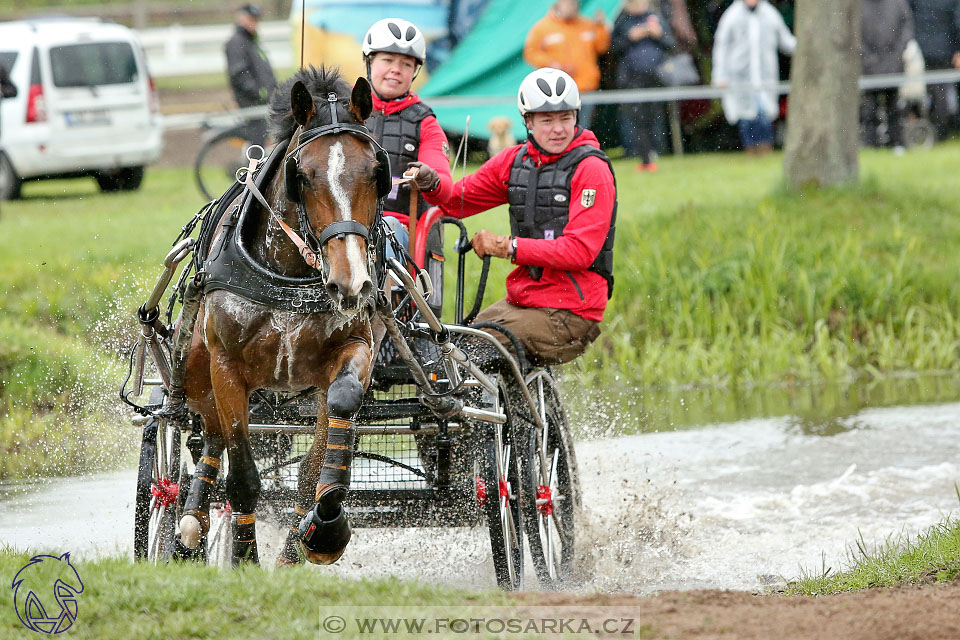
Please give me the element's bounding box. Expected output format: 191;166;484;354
268;65;353;142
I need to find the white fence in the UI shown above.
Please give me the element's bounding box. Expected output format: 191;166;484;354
160;69;960;133
137;20;293;77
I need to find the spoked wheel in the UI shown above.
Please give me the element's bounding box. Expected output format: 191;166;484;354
520;369;580;588
133;416;183;562
194;125;249;201
478;376;525;590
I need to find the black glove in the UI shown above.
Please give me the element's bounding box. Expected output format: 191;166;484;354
407;161;440;192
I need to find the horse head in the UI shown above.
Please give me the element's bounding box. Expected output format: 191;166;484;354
280;69;382;312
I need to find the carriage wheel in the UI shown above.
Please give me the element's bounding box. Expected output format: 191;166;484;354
478;377;525;590
520;370;580;588
133;416;183;562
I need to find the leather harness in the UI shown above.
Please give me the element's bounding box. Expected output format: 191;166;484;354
199;94;388;313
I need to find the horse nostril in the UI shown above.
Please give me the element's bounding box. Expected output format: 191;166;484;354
325;282;341;303
359;279;374;302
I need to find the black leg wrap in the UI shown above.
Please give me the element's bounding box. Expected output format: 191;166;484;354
225;447;261;515
298;501;351;556
231;513;259;565
317;417;356;492
182;456;222;536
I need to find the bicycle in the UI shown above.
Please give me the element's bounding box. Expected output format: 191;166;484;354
193;117;268;202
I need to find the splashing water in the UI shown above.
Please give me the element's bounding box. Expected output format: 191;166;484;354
1;402;959;593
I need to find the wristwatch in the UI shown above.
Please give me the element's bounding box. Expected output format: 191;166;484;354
509;236;517;259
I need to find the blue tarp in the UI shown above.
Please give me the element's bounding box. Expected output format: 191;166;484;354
420;0;620;138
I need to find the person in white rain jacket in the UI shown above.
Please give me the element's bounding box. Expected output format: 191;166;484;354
711;0;796;154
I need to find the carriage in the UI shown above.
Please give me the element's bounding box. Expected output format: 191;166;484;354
121;72;580;590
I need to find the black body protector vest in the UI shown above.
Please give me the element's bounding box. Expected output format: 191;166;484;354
365;101;434;218
506;144;617;298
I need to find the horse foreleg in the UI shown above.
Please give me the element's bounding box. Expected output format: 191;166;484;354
276;395;325;567
207;343;261;566
180;320;227;554
297;341;372;565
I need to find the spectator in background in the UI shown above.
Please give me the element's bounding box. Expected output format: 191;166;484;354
610;0;674;171
659;0;698;50
524;0;610;128
225;3;277;145
712;0;796;155
861;0;914;153
908;0;960;139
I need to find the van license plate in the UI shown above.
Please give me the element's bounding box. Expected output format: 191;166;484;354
64;110;112;127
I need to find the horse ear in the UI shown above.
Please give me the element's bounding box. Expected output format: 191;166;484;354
350;77;373;122
291;81;315;127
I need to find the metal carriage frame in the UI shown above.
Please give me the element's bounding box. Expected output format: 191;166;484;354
124;205;581;590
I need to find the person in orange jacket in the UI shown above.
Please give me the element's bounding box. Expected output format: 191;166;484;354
523;0;610;128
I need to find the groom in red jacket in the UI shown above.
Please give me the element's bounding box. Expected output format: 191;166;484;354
441;68;617;365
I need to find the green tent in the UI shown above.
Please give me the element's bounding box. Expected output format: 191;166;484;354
420;0;621;140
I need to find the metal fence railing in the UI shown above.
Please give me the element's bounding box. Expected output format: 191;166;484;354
162;69;960;145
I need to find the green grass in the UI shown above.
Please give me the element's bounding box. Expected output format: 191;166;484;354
577;146;960;390
3;145;960;478
453;144;960;392
0;549;511;639
788;510;960;596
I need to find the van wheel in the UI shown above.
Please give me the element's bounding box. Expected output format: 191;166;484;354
97;166;144;192
0;153;23;200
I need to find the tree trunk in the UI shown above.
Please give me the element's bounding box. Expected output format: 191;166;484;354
783;0;861;188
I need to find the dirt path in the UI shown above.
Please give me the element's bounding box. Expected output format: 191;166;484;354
517;584;960;639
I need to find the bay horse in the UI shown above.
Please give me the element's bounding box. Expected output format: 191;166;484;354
177;66;387;566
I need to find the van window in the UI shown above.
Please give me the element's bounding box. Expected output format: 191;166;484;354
49;42;138;87
0;51;17;74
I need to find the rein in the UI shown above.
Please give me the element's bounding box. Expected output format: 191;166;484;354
242;151;324;269
241;92;386;274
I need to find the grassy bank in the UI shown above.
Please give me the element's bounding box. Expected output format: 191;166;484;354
0;549;509;640
2;146;960;478
578;149;960;390
455;144;960;390
788;512;960;596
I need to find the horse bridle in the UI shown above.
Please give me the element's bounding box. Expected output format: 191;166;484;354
285;93;391;248
242;92;391;273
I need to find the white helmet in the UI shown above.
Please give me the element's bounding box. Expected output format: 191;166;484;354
362;18;426;65
517;68;581;116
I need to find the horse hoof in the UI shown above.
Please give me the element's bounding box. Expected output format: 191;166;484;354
300;544;347;566
179;514;203;549
298;500;351;565
173;538;204;562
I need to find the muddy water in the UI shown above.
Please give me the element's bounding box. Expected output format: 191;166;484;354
1;400;959;593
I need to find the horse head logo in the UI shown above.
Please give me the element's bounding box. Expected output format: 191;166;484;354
11;553;84;634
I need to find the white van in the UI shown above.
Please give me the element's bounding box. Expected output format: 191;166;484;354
0;18;163;199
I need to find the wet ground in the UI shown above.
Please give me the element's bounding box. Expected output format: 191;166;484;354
2;400;958;595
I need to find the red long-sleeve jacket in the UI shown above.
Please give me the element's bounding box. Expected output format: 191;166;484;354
440;129;615;322
371;93;454;226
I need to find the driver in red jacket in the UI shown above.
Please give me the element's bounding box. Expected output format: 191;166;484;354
441;68;617;365
360;18;453;258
